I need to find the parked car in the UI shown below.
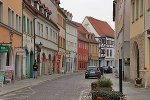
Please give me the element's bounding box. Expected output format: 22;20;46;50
85;66;101;79
103;66;112;73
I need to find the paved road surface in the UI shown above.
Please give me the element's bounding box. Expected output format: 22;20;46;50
0;73;96;100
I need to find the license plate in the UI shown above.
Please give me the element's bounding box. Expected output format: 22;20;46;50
90;71;95;73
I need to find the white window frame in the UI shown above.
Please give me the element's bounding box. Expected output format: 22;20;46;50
0;1;3;22
8;7;14;28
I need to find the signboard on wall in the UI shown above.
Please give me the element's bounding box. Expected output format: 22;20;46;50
0;70;5;82
56;55;61;60
16;48;25;55
42;58;46;62
0;45;9;53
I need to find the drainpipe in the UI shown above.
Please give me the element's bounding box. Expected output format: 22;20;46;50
21;0;24;80
144;0;146;69
122;0;126;81
33;16;37;63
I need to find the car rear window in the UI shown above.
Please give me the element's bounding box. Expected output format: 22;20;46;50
87;67;97;70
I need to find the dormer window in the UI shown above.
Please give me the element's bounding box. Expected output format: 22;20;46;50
47;10;52;19
39;3;45;14
44;7;48;16
34;1;39;10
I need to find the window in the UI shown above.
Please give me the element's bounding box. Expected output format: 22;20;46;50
96;46;97;53
8;8;14;28
136;0;139;19
0;2;3;22
37;22;40;35
30;21;33;35
16;15;21;32
23;15;26;32
110;50;112;57
89;45;91;53
27;18;29;33
50;28;52;40
16;15;18;31
53;31;55;42
75;43;76;51
56;33;57;43
107;50;109;56
93;45;94;53
132;2;135;22
46;27;48;39
140;0;143;15
41;24;43;37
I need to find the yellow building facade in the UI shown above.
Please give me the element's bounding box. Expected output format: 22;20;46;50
130;0;146;85
57;8;67;73
88;33;99;66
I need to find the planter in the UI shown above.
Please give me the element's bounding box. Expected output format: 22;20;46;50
135;78;142;84
91;82;97;90
97;96;102;100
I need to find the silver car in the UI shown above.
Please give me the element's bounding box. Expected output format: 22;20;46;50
85;66;101;79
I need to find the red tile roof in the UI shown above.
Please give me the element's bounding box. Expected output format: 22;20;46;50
78;32;89;42
74;22;88;34
86;16;114;38
74;21;98;44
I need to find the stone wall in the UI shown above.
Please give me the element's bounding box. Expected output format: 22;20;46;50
130;32;145;83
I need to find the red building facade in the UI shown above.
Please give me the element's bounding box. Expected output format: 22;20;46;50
78;33;89;70
74;22;89;70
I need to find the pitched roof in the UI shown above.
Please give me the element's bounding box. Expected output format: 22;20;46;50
86;16;114;38
74;21;98;44
74;22;88;34
78;32;89;42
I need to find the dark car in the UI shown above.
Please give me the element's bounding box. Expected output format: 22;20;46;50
85;66;101;79
103;66;112;73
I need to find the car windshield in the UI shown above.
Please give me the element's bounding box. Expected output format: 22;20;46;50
103;66;109;68
87;67;97;71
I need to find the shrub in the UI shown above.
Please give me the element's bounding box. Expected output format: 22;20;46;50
96;76;113;88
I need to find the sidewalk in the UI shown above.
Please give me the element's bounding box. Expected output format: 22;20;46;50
0;73;74;96
106;74;150;100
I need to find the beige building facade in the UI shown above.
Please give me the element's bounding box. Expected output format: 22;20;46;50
57;7;67;73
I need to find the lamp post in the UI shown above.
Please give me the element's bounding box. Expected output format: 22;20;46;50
88;55;91;66
36;42;43;62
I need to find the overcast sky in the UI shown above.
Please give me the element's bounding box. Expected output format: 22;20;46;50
60;0;114;29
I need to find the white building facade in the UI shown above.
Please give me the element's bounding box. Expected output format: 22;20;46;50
113;0;130;80
82;16;115;67
66;14;78;73
29;0;59;76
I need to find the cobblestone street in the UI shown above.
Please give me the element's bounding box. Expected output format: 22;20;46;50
0;73;96;100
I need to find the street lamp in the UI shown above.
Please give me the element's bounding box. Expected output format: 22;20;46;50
37;42;43;52
88;55;91;65
35;42;43;63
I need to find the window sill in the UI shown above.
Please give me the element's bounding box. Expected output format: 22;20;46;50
147;8;150;12
135;18;138;21
140;14;143;17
